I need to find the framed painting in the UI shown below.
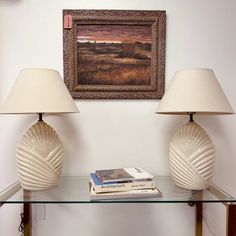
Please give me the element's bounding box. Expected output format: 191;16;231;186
63;10;166;99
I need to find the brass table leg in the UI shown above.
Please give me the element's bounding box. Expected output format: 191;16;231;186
226;203;236;236
23;189;31;236
23;203;31;236
196;202;203;236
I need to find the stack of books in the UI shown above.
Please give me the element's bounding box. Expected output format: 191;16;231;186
89;167;162;200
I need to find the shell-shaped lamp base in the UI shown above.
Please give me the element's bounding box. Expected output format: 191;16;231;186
16;121;64;191
169;122;215;190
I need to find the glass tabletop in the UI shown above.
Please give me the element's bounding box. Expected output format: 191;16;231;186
1;176;236;204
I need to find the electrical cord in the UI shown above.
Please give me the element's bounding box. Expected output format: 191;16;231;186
18;212;24;235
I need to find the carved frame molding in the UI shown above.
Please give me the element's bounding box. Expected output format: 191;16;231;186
63;9;166;99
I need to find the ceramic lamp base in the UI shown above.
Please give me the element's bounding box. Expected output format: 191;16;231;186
16;121;64;191
169;121;215;190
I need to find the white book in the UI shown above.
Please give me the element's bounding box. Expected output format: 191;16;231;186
95;167;154;183
90;173;155;193
89;182;162;200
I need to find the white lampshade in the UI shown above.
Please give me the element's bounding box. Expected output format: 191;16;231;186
156;68;234;115
155;68;234;190
0;68;79;114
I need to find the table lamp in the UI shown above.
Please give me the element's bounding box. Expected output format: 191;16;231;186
156;68;234;190
0;68;79;191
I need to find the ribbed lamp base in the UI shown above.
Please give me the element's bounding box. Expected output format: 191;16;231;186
16;121;64;191
169;122;215;190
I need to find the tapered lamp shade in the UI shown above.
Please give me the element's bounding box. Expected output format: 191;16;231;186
157;69;233;115
1;68;79;191
156;69;234;190
1;68;79;114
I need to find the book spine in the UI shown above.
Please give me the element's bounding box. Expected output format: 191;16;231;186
93;181;155;193
90;187;161;200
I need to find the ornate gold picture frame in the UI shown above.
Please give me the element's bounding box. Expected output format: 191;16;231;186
63;9;166;99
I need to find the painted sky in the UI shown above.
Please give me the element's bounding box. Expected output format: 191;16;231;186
77;24;152;43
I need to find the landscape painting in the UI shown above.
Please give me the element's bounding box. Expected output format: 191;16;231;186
63;9;166;99
77;24;152;86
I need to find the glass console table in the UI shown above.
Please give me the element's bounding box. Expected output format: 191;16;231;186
1;176;236;236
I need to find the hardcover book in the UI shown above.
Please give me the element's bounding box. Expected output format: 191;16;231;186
90;173;155;193
95;167;154;183
89;182;162;200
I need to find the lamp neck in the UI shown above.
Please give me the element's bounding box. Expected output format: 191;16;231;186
187;112;196;122
38;113;43;122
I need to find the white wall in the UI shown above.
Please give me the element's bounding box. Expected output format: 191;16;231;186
0;0;236;235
